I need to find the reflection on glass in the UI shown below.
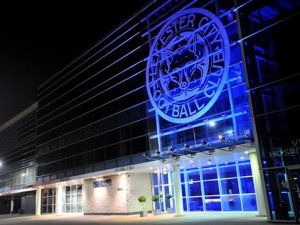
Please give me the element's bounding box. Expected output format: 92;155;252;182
239;162;252;176
222;195;241;211
220;179;239;194
219;165;237;178
204;180;219;195
189;197;203;211
205;196;221;211
202;167;217;180
188;182;201;196
240;177;255;193
151;160;257;212
242;195;257;211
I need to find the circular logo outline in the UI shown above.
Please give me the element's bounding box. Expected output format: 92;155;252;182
146;8;230;124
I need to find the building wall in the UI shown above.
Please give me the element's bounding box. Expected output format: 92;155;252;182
83;173;152;214
0;103;37;194
35;1;156;183
126;173;152;213
237;0;300;222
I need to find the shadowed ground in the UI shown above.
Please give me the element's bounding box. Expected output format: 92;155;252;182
0;212;288;225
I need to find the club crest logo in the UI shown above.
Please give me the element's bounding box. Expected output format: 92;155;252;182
146;8;230;123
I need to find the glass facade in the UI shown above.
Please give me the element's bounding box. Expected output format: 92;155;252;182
0;0;299;221
62;185;83;213
146;0;253;159
41;188;56;214
0;104;37;193
151;160;257;212
238;0;300;222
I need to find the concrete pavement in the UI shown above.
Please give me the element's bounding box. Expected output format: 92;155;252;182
0;212;289;225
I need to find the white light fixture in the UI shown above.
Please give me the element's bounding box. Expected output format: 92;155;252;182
240;156;245;160
209;121;216;127
244;151;249;154
208;159;212;165
190;160;194;163
218;135;225;141
0;161;2;167
149;167;153;170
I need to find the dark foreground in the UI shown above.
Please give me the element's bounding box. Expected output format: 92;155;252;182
0;212;288;225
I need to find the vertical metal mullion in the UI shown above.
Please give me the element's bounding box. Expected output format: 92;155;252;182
199;166;206;211
236;161;244;211
216;163;224;211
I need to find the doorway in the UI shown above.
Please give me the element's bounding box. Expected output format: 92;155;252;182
288;168;300;223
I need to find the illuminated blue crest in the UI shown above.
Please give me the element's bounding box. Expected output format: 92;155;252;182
146;8;230;123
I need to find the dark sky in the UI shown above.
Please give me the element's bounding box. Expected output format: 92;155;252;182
0;2;150;126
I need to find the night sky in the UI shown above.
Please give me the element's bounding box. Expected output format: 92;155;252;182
0;2;150;126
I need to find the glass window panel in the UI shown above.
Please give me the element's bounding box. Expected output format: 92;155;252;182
65;186;70;194
202;167;217;180
220;178;239;194
66;196;70;203
187;182;201;196
151;174;158;185
77;205;83;212
62;204;66;213
164;186;170;195
219;165;237;178
180;172;185;182
71;185;76;191
42;197;47;205
66;204;71;213
72;196;76;204
154;201;160;210
42;189;48;197
205;196;221;211
47;205;53;213
204;180;219;195
222;195;242;211
189;197;203;211
183;198;187;211
162;173;169;184
242;194;258;211
181;184;186;197
240;177;255;193
72;204;77;212
153;187;159;195
239;162;252;176
186;169;200;182
77;195;82;204
42;206;47;213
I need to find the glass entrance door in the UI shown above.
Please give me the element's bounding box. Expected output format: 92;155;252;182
264;168;295;222
288;168;300;223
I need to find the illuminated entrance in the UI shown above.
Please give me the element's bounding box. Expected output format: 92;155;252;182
151;158;257;212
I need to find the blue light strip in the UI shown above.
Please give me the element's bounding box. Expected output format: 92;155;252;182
149;110;247;139
38;0;157;91
38;31;141;104
38;60;144;122
37;100;147;148
38;84;145;137
38;68;145;128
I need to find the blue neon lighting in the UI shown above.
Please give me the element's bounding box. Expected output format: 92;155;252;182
146;8;230;123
